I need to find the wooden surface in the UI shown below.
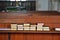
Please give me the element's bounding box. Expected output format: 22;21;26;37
0;11;60;28
10;34;60;40
0;34;60;40
0;11;60;19
0;30;60;34
0;11;60;24
0;11;60;40
0;34;8;40
0;11;60;27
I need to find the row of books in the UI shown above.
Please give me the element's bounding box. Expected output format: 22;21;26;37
10;23;50;31
0;23;60;31
0;27;60;31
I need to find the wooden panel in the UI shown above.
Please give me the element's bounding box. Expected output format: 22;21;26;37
0;16;60;23
42;34;52;40
15;34;24;40
26;34;34;40
53;34;60;40
10;34;24;40
10;34;15;40
33;34;43;40
25;16;60;23
0;19;26;23
0;23;10;28
0;32;60;40
45;23;60;28
0;24;5;28
4;23;10;28
34;34;52;40
0;12;60;23
0;34;8;40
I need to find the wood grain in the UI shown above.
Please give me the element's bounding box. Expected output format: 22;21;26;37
0;34;8;40
53;34;60;40
14;34;24;40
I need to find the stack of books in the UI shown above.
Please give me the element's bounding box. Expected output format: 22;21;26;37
11;24;17;30
23;23;30;30
10;23;50;31
37;23;44;31
30;25;36;30
17;25;23;30
43;27;50;31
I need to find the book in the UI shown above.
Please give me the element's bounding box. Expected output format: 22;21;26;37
24;27;30;30
42;27;50;31
30;27;36;30
11;24;17;30
24;23;30;27
55;28;60;31
37;27;43;31
17;25;23;30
